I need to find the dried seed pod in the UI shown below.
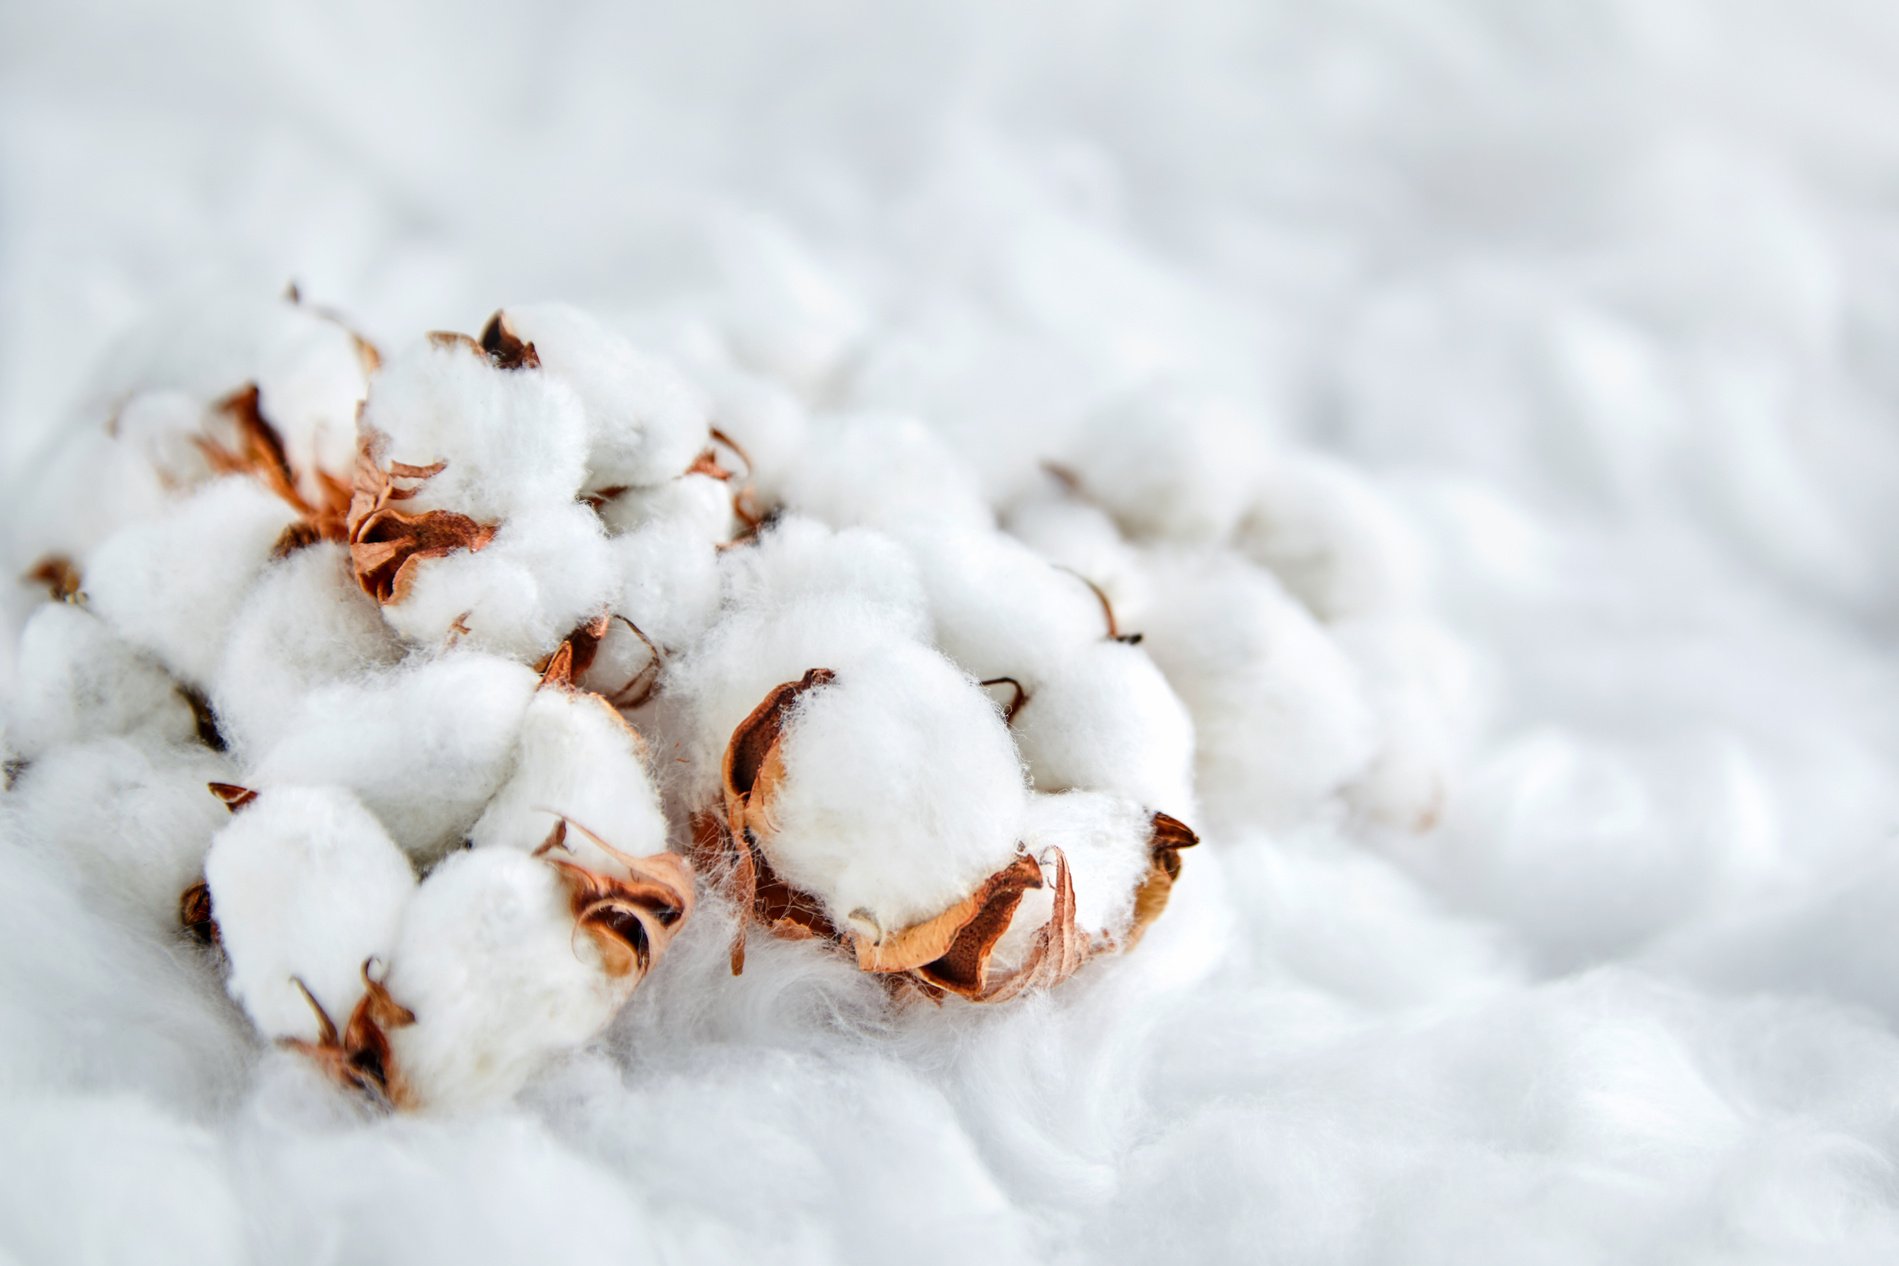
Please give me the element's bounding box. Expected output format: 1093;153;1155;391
346;430;498;604
533;817;695;981
1125;811;1200;949
279;962;416;1109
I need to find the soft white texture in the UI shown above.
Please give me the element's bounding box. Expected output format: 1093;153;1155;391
766;640;1029;933
203;786;416;1042
4;604;197;760
1235;452;1430;622
996;790;1161;968
1011;637;1197;814
605;519;721;653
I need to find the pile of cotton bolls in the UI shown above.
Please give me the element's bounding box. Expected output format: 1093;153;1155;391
0;289;1464;1111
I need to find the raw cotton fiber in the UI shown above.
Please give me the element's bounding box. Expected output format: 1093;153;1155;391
4;2;1899;1264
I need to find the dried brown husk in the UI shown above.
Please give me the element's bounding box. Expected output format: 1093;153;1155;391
1123;810;1200;950
280;962;416;1110
178;782;259;945
195;383;353;551
533;817;695;981
346;429;498;604
23;556;82;603
478;311;541;371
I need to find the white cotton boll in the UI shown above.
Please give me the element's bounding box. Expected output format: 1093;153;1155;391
4;603;197;761
383;847;619;1111
254;315;374;504
605;519;722;654
1003;494;1152;629
1139;550;1379;827
1011;639;1197;814
593;471;737;542
893;522;1108;684
84;477;301;688
1234;452;1430;621
1334;616;1483;833
777;414;992;535
381;502;616;661
2;737;229;931
998;791;1161;964
469;686;669;873
113;388;220;489
763;641;1029;933
693;361;810;508
720;515;928;633
1061;384;1269;544
248;653;538;861
496;303;712;490
203;786;415;1042
210;543;401;762
358;337;589;521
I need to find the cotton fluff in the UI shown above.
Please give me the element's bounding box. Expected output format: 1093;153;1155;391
593;471;737;542
2;737;230;931
357;336;589;521
1139;549;1379;825
1334;616;1482;833
1234;452;1429;621
1011;638;1197;815
777;414;992;535
469;686;669;874
1003;493;1153;631
209;543;401;761
894;523;1108;685
603;519;721;653
83;477;301;688
381;847;621;1111
719;515;928;633
1060;384;1270;544
203;786;416;1043
380;502;616;660
4;604;197;761
762;640;1029;934
250;310;375;505
492;303;712;491
993;790;1162;967
246;653;539;861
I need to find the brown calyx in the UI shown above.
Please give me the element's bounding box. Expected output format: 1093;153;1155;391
346;429;497;604
23;556;81;603
1124;810;1200;950
478;311;541;371
534;817;695;980
280;963;416;1110
197;383;353;552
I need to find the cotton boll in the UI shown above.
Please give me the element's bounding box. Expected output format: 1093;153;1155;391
893;522;1108;684
210;543;401;761
203;786;415;1042
2;737;229;931
720;515;928;634
84;477;302;688
382;847;621;1111
1061;384;1269;544
470;687;669;874
997;791;1163;965
1139;549;1379;827
778;414;991;535
113;388;221;489
359;336;589;521
1003;493;1152;629
694;361;810;507
495;303;712;490
761;641;1029;934
605;519;721;653
247;653;538;860
253;314;374;505
1235;452;1430;621
1334;616;1483;833
1011;638;1197;813
593;471;738;542
381;502;616;661
4;603;197;761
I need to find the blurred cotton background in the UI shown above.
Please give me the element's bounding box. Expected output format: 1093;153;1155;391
5;2;1899;1262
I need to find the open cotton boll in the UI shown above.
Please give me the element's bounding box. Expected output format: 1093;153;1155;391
469;687;668;873
210;543;401;762
253;313;374;505
382;847;620;1111
720;515;928;633
84;477;302;688
247;653;538;861
893;522;1108;684
4;603;198;761
691;360;810;507
604;519;721;654
358;336;589;522
759;641;1029;934
994;790;1161;967
1011;638;1197;813
1234;452;1430;621
2;737;230;932
1060;384;1269;544
777;414;992;535
492;303;712;491
1140;549;1379;827
592;471;737;542
380;502;617;661
203;786;415;1042
1334;616;1483;833
1003;493;1152;629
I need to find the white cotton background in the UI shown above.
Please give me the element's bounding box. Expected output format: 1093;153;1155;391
4;2;1899;1264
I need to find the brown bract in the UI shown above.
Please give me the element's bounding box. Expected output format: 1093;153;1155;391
710;669;1091;1003
346;429;497;604
1124;810;1200;950
533;817;695;981
281;962;416;1110
178;781;260;945
196;383;353;552
478;311;541;371
23;556;81;603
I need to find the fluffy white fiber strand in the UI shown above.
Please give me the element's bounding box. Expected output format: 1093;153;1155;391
3;3;1899;1264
